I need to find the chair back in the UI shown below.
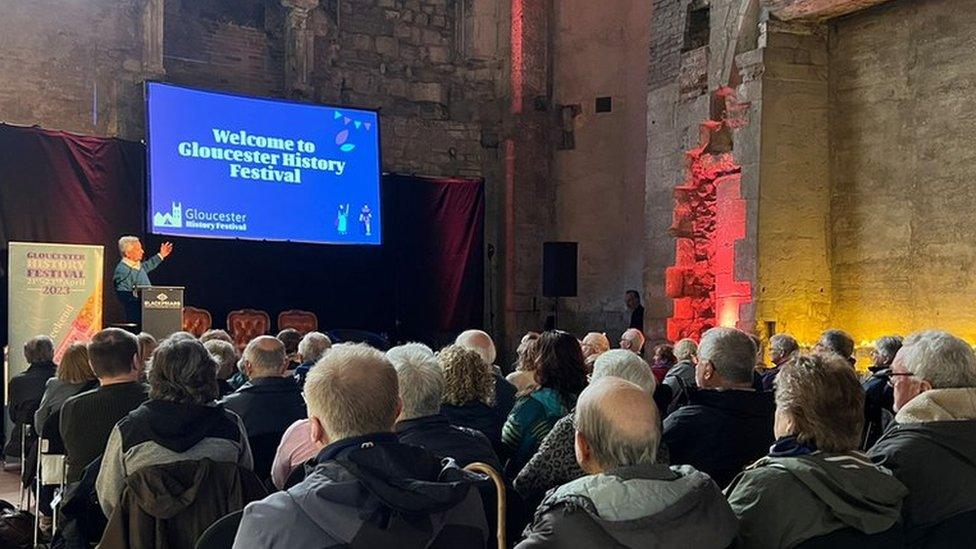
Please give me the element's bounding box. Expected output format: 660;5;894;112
464;462;506;549
183;307;213;337
194;510;244;549
226;309;271;351
277;310;318;335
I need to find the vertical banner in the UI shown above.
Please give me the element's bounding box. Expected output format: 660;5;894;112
6;242;104;397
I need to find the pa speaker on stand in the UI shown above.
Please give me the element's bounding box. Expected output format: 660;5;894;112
543;242;578;329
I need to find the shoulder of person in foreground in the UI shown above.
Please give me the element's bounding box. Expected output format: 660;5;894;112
725;462;802;549
233;491;332;549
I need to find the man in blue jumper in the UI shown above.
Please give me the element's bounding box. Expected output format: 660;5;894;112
113;236;174;324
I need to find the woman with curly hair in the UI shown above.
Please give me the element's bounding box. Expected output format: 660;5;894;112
501;330;588;476
438;345;501;452
96;336;253;518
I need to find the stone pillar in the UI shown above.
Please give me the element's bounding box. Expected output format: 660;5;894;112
142;0;165;77
282;0;319;97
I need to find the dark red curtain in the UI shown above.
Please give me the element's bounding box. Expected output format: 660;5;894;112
0;123;484;353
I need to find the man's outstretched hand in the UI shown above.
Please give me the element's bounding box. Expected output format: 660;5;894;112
160;242;174;258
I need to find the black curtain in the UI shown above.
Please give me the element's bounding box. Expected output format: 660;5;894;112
0;122;484;377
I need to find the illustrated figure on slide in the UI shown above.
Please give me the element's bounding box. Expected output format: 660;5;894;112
335;203;350;235
359;205;373;236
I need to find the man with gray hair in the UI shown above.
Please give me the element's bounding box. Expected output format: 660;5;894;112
234;344;489;549
662;327;775;488
517;377;737;548
6;335;57;457
293;331;332;388
663;337;698;395
760;333;799;392
869;330;976;546
221;336;306;481
391;348;500;470
619;328;646;355
112;235;173;323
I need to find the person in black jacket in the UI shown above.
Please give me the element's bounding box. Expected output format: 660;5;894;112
6;335;57;458
220;336;306;481
663;327;775;488
390;346;501;471
869;330;976;548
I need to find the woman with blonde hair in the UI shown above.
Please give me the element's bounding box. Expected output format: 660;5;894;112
439;344;500;452
34;341;98;436
506;332;541;395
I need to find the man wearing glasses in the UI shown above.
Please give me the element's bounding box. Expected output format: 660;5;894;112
869;330;976;547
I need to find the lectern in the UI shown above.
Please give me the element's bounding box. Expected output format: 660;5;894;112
138;286;184;340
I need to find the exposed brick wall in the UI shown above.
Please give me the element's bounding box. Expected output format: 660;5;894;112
648;0;686;90
163;0;286;97
0;0;146;137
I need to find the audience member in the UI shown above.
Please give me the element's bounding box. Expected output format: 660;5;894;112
517;377;737;548
455;329;517;446
34;342;97;436
293;331;332;387
439;345;502;452
234;344;488;548
663;327;775;488
861;335;902;449
205;338;239;397
221;336;306;480
815;329;856;367
726;354;907;548
663;338;697;394
580;331;610;372
619;328;645;355
7;335;57;456
391;346;500;470
759;333;798;392
136;332;156;374
276;328;303;370
61;328;148;482
200;329;234;345
625;289;644;330
270;418;316;490
514;349;657;501
507;332;541;395
502;330;587;476
869;330;976;547
96;336;252;518
387;341;434;362
650;343;676;384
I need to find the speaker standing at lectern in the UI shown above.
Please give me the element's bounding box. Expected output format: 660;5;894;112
113;236;174;324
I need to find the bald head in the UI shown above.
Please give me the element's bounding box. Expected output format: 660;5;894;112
455;329;497;365
304;343;400;442
242;335;287;378
620;328;645;353
574;376;660;473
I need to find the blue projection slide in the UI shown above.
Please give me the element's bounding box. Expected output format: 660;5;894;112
146;82;381;245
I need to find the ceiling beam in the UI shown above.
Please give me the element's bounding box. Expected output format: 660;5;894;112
762;0;894;21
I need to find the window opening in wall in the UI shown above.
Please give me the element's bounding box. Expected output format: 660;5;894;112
683;3;710;52
595;96;612;113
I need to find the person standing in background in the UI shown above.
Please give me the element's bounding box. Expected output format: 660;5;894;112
113;236;173;324
626;290;644;331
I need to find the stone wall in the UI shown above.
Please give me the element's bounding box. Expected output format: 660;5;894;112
829;0;976;342
550;0;651;340
0;0;149;138
755;21;831;345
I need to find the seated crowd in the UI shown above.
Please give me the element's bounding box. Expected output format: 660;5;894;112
6;320;976;548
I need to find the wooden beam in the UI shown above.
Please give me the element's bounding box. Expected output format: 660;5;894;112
762;0;894;21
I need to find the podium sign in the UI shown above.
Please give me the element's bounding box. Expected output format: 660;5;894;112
140;286;184;340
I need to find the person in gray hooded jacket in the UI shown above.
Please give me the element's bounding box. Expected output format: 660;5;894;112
726;353;907;549
516;376;737;549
